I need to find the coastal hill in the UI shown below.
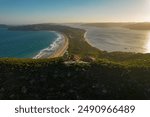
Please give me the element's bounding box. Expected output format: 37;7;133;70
125;22;150;30
83;23;131;28
0;24;150;99
0;24;8;28
84;22;150;30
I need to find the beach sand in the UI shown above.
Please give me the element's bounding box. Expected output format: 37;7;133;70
49;33;68;58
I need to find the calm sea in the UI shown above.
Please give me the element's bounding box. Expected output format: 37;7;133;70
0;28;59;58
65;24;150;53
85;26;150;53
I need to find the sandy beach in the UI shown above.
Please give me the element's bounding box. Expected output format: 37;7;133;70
49;33;68;58
84;31;95;48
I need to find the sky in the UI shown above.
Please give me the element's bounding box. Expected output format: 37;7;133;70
0;0;150;24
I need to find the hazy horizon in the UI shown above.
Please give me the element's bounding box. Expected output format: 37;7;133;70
2;22;150;26
0;0;150;25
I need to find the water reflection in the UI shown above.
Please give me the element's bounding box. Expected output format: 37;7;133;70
64;24;150;53
85;27;150;53
145;32;150;53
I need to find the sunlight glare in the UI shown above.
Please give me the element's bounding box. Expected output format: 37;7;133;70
146;32;150;53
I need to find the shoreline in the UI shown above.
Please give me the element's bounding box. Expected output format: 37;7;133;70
65;24;98;49
48;32;68;58
84;31;95;48
70;24;149;53
33;31;68;59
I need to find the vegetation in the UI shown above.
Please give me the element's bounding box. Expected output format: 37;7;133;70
0;58;150;99
0;24;149;99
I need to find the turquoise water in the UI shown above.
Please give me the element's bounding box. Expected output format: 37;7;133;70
0;28;58;58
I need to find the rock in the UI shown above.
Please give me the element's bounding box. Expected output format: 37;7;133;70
70;55;81;61
82;56;96;62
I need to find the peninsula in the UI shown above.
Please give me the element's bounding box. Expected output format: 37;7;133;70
0;24;150;100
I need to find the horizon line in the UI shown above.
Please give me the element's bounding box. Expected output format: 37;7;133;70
1;21;150;26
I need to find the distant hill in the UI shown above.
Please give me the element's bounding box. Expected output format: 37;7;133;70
125;23;150;30
0;24;8;28
84;22;150;30
83;23;131;28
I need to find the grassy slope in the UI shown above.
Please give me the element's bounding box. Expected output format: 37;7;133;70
0;24;150;99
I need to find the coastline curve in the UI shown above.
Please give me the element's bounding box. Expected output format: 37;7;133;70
33;31;68;59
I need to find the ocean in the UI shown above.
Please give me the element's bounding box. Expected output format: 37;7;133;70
0;28;62;58
84;26;150;53
65;24;150;53
1;25;150;59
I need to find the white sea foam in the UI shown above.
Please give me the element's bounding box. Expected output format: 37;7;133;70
33;31;64;59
